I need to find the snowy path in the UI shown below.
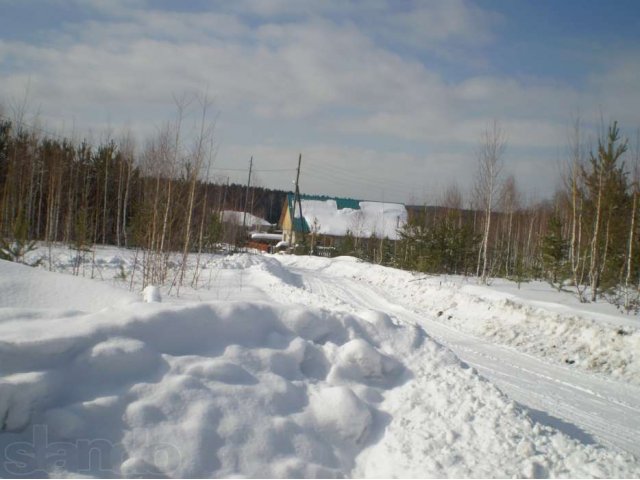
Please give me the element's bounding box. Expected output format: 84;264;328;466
280;260;640;458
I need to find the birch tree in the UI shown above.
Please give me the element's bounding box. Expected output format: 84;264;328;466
176;94;214;293
474;120;506;283
565;118;588;300
624;130;639;310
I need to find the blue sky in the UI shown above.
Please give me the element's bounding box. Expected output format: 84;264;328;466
1;0;639;204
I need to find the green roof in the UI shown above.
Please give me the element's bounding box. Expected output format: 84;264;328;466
289;193;360;209
287;193;310;233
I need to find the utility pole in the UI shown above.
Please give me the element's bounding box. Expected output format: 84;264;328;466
242;156;253;230
293;153;305;245
221;176;229;212
217;178;224;213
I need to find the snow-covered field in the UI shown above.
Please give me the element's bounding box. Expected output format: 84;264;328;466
1;245;639;477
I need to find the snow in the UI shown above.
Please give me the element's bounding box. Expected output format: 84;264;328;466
1;248;640;477
220;210;271;227
275;255;640;458
0;257;137;311
250;232;283;241
276;255;640;385
142;285;162;303
297;198;407;240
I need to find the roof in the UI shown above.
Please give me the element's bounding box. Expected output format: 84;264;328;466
250;232;283;242
286;194;311;233
286;193;407;240
220;210;272;227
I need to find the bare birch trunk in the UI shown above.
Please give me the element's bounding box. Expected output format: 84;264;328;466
625;189;637;309
589;169;604;302
122;155;132;247
102;147;109;245
116;155;124;247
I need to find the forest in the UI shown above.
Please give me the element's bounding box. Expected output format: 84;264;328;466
0;101;638;311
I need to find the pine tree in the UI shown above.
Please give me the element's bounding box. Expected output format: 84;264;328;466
581;122;629;300
0;211;41;265
541;215;568;288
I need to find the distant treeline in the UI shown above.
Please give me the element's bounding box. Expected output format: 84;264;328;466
0;117;288;247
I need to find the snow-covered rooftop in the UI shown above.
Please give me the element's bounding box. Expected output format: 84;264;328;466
250;232;283;241
293;196;407;240
220;210;272;227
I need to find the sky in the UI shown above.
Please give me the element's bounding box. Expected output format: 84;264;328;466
1;0;639;205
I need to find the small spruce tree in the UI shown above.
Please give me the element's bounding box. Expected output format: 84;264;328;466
541;215;568;289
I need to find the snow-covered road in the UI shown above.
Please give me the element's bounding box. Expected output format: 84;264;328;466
279;258;640;458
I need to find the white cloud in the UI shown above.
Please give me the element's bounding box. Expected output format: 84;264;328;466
64;0;147;17
378;0;501;47
585;56;640;129
1;2;639;202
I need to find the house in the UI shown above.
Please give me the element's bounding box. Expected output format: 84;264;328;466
279;193;407;247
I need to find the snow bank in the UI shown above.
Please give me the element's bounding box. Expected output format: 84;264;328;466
415;281;640;385
142;285;162;303
355;336;639;478
0;301;391;474
0;258;137;312
0;260;406;477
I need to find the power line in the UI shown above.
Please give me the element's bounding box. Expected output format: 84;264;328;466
0;112;77;143
303;165;417;199
210;167;249;172
301;178;412;203
0;111;417;199
211;166;296;173
304;162;419;192
254;167;297;172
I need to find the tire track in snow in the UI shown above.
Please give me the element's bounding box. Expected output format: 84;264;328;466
279;261;640;458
